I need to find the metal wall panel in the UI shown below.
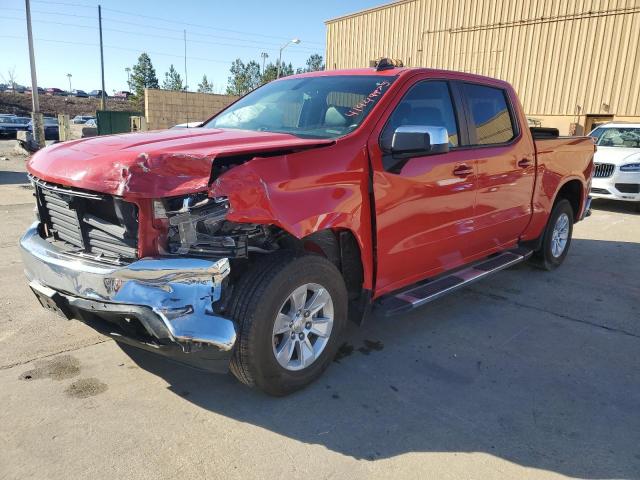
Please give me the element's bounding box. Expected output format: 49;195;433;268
326;0;640;115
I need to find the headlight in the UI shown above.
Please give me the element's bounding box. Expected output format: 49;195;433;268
620;163;640;172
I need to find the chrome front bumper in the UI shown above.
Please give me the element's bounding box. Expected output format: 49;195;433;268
20;223;236;354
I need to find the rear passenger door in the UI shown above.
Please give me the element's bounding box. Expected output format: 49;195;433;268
460;82;536;250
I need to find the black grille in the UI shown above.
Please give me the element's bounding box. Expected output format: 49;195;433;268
590;187;610;195
32;176;138;261
616;183;640;194
594;163;615;178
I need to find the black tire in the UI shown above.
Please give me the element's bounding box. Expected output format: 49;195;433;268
531;198;574;271
228;252;348;396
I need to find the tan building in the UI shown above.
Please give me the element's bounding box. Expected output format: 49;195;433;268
325;0;640;134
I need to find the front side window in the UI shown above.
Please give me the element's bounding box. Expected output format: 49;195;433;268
205;75;397;139
591;127;640;148
463;83;516;145
380;80;460;151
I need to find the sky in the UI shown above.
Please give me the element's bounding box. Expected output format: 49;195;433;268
0;0;384;93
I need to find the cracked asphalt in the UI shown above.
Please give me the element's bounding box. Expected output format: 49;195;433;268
1;142;639;480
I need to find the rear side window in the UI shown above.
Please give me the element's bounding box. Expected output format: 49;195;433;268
463;84;515;145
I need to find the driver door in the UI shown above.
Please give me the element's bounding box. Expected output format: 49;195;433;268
368;79;481;296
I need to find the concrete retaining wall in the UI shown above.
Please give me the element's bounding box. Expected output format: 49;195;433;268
144;89;238;130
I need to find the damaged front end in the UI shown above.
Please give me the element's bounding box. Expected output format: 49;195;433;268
154;192;281;260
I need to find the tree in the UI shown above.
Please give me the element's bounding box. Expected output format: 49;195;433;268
163;64;184;91
130;53;159;98
261;60;294;84
305;54;325;72
226;59;262;96
197;74;213;93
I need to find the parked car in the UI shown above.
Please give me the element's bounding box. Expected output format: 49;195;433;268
20;64;594;395
114;91;132;98
73;90;89;98
0;116;30;137
589;123;640;211
72;115;95;124
84;118;97;128
170;121;203;129
27;117;59;140
45;88;65;96
88;90;104;98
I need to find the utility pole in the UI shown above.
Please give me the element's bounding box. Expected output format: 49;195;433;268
66;73;72;94
125;67;131;91
25;0;44;148
98;5;106;110
260;52;269;75
184;29;188;126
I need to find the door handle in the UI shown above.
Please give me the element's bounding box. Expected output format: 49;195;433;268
453;164;473;177
518;158;532;168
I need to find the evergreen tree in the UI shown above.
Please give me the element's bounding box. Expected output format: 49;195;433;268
130;53;159;98
163;64;184;91
261;61;294;84
226;59;262;95
197;74;213;93
305;54;325;72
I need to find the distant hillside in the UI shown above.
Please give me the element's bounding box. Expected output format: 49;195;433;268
0;92;141;117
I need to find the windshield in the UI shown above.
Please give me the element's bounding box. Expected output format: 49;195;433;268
590;127;640;148
204;75;397;139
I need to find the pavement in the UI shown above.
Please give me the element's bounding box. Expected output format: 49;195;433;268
0;140;639;479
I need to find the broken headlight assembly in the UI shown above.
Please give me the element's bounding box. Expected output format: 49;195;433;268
153;193;273;259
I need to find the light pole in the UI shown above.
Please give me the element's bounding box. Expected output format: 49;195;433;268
125;67;131;90
66;73;72;94
260;52;269;75
277;38;300;79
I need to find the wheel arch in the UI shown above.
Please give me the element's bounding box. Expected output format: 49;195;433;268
554;178;584;221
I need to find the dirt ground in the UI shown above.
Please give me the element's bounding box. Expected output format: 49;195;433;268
0;140;638;480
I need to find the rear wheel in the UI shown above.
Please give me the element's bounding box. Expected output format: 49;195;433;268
531;198;574;271
229;253;347;396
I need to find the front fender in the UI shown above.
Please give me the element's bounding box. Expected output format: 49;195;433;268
209;150;375;290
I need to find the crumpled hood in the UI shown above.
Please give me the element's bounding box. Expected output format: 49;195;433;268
594;146;640;166
27;128;333;198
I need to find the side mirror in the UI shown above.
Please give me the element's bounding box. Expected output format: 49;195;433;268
391;125;449;157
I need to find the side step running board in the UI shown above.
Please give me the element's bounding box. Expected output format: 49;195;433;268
377;248;533;316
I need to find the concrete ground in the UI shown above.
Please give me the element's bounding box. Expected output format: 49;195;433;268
0;141;638;479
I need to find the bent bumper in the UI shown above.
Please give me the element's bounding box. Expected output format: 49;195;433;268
20;223;236;367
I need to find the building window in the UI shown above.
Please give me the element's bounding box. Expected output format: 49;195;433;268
463;83;515;145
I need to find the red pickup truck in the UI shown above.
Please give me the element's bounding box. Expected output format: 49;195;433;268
21;63;594;395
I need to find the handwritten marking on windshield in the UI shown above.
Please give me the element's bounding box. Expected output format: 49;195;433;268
345;81;391;117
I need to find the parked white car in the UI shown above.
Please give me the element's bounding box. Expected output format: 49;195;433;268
589;123;640;211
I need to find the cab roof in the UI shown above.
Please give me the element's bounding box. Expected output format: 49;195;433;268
286;67;514;89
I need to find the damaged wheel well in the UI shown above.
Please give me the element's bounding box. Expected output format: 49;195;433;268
296;229;370;325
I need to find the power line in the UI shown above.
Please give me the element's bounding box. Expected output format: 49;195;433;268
101;6;326;46
2;15;320;53
0;35;234;64
17;2;326;47
2;10;322;53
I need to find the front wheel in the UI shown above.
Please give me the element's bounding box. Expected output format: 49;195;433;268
531;198;574;270
229;253;347;396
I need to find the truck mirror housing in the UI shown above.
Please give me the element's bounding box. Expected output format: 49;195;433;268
391;125;450;157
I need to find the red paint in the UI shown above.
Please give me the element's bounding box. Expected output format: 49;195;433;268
27;68;593;298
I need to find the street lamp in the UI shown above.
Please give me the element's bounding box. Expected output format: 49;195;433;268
66;73;72;94
277;38;300;79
